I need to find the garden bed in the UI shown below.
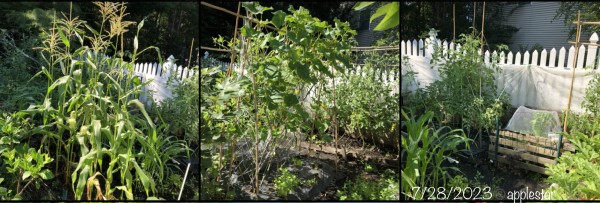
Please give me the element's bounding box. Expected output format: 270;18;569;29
489;130;575;174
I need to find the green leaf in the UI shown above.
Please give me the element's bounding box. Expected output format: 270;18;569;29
290;61;313;83
240;26;256;37
242;2;273;15
137;18;146;33
22;171;31;180
370;2;399;31
353;2;375;10
271;10;286;28
58;29;70;48
47;75;70;95
283;93;299;106
116;185;134;200
132;161;155;197
271;94;284;103
39;169;54;180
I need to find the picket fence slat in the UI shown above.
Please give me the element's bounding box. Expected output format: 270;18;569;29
403;31;600;69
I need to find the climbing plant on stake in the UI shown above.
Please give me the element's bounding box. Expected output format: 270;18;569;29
204;2;358;195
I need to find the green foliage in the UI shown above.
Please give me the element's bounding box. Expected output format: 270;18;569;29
401;110;472;200
0;30;45;114
555;2;600;39
545;131;600;200
530;112;554;137
427;31;510;132
353;2;399;31
327;29;399;149
0;143;54;200
291;157;302;167
401;2;519;50
447;175;469;189
1;2;192;200
201;2;357;198
274;167;302;198
583;73;600;118
159;65;199;147
337;169;399;200
545;71;600;200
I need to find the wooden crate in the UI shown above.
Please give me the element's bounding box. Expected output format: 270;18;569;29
488;130;575;175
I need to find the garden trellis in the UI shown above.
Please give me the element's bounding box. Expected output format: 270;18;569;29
200;2;400;104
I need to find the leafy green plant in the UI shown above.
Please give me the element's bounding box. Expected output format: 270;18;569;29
447;175;469;189
159;64;199;147
328;27;399;150
202;2;358;198
545;131;600;200
274;167;302;199
337;169;399;200
530;112;554;137
401;109;472;200
427;31;510;142
291;157;302;167
1;143;54;200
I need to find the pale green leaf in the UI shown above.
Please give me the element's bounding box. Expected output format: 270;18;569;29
353;2;375;10
22;171;31;180
371;2;399;31
58;29;70;48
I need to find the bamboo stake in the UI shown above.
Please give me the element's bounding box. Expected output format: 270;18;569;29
187;38;194;70
201;2;280;32
227;2;242;77
473;2;476;30
480;1;485;52
563;11;582;133
200;46;234;53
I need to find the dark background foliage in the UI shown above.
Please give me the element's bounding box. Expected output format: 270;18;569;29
0;2;199;67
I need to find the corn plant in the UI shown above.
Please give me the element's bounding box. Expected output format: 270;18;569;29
17;2;188;200
401;109;472;200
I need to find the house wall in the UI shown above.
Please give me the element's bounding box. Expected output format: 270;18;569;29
502;1;592;52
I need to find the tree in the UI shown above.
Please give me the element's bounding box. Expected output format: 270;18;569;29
400;2;519;52
554;2;600;39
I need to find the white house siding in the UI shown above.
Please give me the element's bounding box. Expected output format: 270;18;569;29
502;1;592;53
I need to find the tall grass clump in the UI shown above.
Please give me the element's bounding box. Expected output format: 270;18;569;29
16;2;188;200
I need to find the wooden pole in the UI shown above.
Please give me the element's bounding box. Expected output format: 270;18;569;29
226;2;242;77
201;2;280;32
453;3;456;41
473;2;476;30
480;1;485;52
563;10;582;133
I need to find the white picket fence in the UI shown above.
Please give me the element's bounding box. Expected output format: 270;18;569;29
402;30;600;113
402;32;600;69
131;55;198;106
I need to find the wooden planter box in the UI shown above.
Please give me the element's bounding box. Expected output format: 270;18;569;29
488;130;576;175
